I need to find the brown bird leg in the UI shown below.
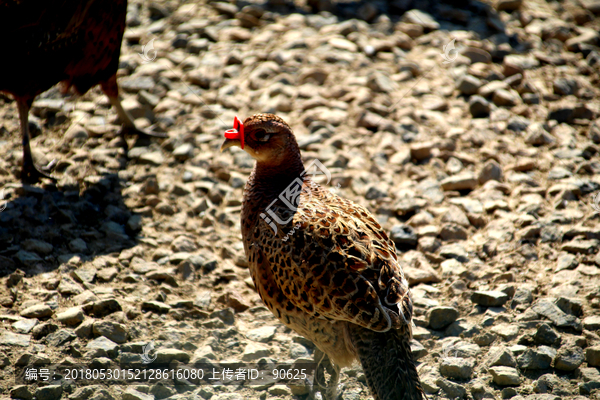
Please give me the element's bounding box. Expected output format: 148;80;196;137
100;74;167;148
17;97;56;184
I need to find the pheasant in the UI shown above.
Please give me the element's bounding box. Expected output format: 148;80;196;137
221;114;425;400
0;0;166;183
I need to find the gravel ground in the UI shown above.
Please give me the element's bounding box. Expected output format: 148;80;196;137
1;0;600;399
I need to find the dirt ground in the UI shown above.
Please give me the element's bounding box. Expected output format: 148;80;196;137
1;0;600;399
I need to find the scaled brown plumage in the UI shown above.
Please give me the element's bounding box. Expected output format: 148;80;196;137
0;0;165;183
222;114;425;400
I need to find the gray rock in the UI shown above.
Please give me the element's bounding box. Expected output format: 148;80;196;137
0;331;30;347
390;224;418;247
246;326;277;343
469;97;491;118
155;349;190;364
56;307;85;326
441;173;477;191
86;337;119;357
83;298;122;317
440;357;474;380
122;389;154;400
486;346;517;367
10;386;33;400
435;377;467;399
478;160;503;184
489;366;521;386
45;329;76;347
69;238;88;253
428;307;459;330
456;75;482;95
93;321;128;344
531;299;579;328
471;291;510;307
587;346;600;367
34;385;63;400
21;239;54;255
583;315;600;330
518;346;556;370
535;324;561;346
403;10;439;30
556;253;578;272
12;319;38;334
141;301;171;313
554;345;584;371
241;342;271;361
553;78;578;96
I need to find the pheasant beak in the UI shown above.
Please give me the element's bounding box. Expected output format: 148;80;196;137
220;116;244;152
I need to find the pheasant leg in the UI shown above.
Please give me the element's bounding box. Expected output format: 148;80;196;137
100;74;167;143
17;98;56;184
310;348;340;400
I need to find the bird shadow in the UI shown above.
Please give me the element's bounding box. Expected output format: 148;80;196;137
0;174;139;279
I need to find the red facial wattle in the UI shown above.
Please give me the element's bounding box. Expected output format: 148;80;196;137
224;116;244;149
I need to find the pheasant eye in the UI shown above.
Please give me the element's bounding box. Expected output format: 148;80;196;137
254;129;270;142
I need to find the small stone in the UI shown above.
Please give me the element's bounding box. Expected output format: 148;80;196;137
12;319;38;334
471;291;510;307
478;160;503;184
403;10;440;30
155;349;191;364
428;307;459;330
556;253;578;272
586;346;600;367
10;386;33;400
469;95;491;117
173;143;194;160
489;366;521;386
268;385;292;396
440;357;474;380
141;301;172;313
34;385;63;400
496;0;522;11
492;89;520;107
122;389;154;400
517;346;556;370
246;326;277;343
435;377;467;399
441;173;477;191
20;304;52;319
410;141;434;161
486;346;517;367
21;239;53;255
45;329;76;347
456;75;482;95
0;331;30;347
86;336;119;356
390;224;418;247
69;238;88;253
554;345;584;371
241;342;271;361
535;324;561;346
56;307;85;326
93;321;128;344
83;298;122;317
31;322;59;340
583;315;600;330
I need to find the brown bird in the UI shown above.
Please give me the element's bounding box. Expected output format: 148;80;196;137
0;0;166;183
221;114;425;400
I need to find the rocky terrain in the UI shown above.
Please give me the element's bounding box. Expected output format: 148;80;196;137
1;0;600;399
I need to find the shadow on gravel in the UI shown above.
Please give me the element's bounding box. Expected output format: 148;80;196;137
0;174;138;278
269;0;510;42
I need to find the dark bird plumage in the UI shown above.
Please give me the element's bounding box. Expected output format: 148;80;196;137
0;0;164;183
221;113;426;400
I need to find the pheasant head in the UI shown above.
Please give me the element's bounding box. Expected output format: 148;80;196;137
220;113;301;168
